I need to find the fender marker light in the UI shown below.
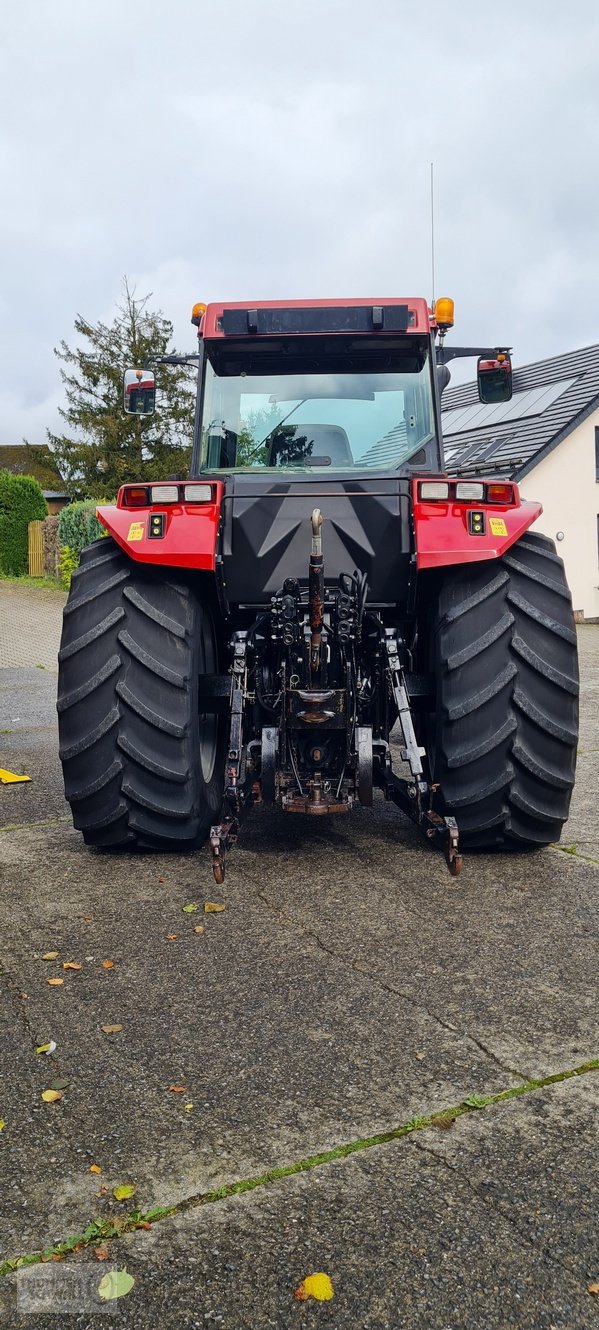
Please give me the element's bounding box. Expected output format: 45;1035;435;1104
183;484;213;502
487;483;513;503
455;481;484;501
150;485;179;503
419;481;449;500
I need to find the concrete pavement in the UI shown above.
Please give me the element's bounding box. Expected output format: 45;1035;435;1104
0;583;597;1328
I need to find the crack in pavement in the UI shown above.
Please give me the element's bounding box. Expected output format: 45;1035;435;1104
2;1059;597;1278
250;878;529;1083
411;1136;589;1287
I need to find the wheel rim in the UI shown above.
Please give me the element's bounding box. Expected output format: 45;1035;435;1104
198;614;218;785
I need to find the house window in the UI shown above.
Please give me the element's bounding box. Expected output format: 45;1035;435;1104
596;427;599;481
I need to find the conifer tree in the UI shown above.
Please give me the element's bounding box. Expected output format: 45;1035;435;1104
47;281;195;498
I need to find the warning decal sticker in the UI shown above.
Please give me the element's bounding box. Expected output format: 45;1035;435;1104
489;517;508;536
127;521;145;542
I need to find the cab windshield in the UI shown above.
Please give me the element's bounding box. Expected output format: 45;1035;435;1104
198;339;436;473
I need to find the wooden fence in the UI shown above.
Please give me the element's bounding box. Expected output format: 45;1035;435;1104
28;520;45;577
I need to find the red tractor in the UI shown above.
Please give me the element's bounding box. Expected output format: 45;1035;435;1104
57;297;578;881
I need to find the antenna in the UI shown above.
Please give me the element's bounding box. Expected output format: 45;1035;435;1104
430;162;435;308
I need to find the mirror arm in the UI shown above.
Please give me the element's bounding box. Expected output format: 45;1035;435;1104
143;353;201;368
437;345;511;365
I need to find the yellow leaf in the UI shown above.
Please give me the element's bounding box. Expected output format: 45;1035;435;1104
165;933;178;941
294;1272;334;1302
102;960;114;969
192;925;205;935
98;1268;135;1300
101;1024;123;1034
41;1089;63;1103
42;951;59;961
113;1184;136;1201
184;1102;194;1112
47;978;64;987
182;903;198;913
204;902;225;913
89;1164;102;1175
0;1120;5;1131
63;962;82;971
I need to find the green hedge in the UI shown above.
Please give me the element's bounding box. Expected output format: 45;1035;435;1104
0;471;48;575
58;499;110;587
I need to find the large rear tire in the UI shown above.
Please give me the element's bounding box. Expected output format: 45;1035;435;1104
422;532;579;848
57;538;225;850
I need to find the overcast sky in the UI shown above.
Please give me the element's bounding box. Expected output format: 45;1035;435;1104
2;0;598;444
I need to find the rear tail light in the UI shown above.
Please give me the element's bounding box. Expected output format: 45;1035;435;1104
455;481;484;501
183;483;213;502
123;486;149;506
486;483;513;503
419;481;449;500
150;484;179;503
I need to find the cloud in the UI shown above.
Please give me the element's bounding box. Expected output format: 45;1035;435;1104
1;0;599;437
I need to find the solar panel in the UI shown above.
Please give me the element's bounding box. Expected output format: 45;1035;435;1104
442;378;576;436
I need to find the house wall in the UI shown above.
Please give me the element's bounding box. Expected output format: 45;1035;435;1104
518;406;599;620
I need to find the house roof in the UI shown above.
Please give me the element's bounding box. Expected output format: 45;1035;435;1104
440;342;599;478
0;443;67;494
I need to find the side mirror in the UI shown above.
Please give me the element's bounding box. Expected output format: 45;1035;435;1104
477;355;512;404
123;368;156;415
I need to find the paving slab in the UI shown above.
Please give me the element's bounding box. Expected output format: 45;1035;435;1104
2;1076;597;1330
0;584;65;672
0;591;597;1329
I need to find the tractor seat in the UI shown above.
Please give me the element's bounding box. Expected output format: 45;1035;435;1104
268;423;353;467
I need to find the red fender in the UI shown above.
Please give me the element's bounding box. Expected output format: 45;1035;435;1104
411;479;542;571
96;482;224;570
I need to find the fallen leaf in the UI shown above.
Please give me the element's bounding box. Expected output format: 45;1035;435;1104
35;1040;57;1055
47;978;64;987
136;1221;152;1231
184;1102;194;1112
94;1247;110;1261
588;1283;599;1295
63;962;82;971
101;1024;123;1034
42;951;59;961
98;1269;135;1301
97;1186;109;1197
49;1079;70;1091
0;1121;5;1131
81;915;93;921
101;960;114;969
89;1164;102;1175
204;901;225;913
414;1051;425;1061
182;903;198;913
167;1085;186;1093
18;992;28;999
158;876;166;884
165;934;178;941
113;1184;136;1201
41;1089;63;1103
294;1272;334;1302
193;925;205;935
431;1111;455;1133
51;1253;65;1262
